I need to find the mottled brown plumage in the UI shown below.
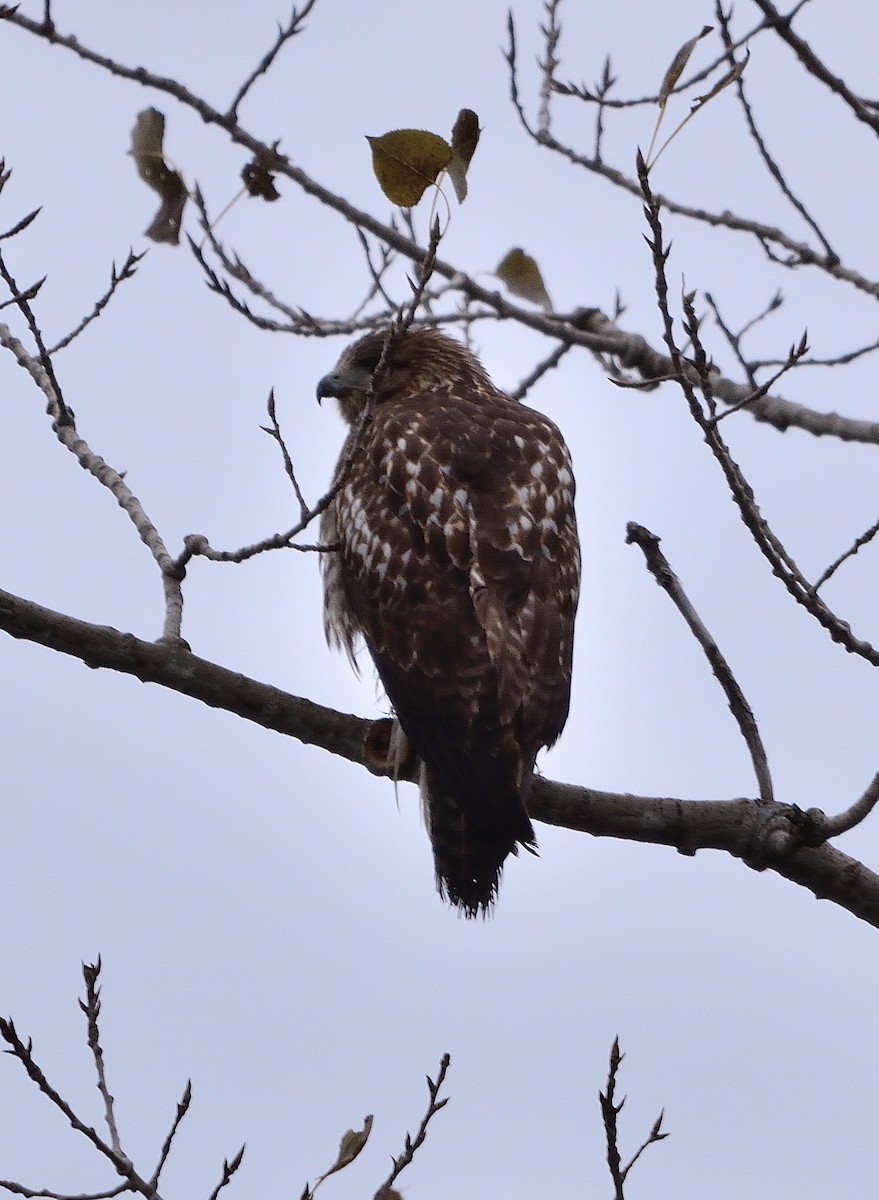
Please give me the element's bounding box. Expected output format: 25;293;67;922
317;327;579;915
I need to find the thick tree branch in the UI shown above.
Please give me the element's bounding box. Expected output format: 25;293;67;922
3;585;879;929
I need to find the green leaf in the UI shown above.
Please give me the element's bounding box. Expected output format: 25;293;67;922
367;129;452;206
496;247;552;310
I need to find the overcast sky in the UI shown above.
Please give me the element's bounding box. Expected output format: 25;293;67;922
3;1;879;1197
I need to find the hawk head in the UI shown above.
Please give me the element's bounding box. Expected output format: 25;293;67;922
315;336;383;422
316;327;492;423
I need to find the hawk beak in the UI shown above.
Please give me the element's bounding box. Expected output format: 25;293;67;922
316;373;337;403
316;363;376;403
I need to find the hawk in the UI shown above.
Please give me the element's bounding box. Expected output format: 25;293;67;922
317;327;580;916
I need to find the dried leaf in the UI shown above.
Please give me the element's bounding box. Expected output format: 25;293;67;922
691;50;749;112
241;146;281;201
648;46;748;169
658;25;712;109
367;129;452;206
314;1114;374;1185
129;108;187;244
496;247;552;310
448;108;480;202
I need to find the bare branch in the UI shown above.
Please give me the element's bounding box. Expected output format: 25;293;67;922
3;586;879;927
752;0;879;135
0;1019;156;1198
79;960;125;1159
3;8;878;449
626;522;774;804
711;333;808;424
812;773;879;840
0;205;41;242
0;321;185;642
508;340;572;401
262;388;310;521
150;1081;193;1189
812;514;879;592
372;1054;451;1200
49;250;146;354
600;1039;667;1199
715;2;838;261
206;1146;245;1200
505;12;879;301
0;1180;129;1199
226;0;319;121
637;157;879;669
0;247;70;420
537;0;563;134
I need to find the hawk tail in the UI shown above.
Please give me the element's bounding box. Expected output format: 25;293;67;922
421;766;537;918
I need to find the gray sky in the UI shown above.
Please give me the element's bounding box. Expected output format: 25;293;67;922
3;1;879;1196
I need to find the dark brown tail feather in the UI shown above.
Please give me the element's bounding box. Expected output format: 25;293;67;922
422;767;537;917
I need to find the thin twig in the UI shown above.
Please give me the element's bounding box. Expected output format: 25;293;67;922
751;0;879;135
637;156;879;669
626;522;774;804
0;248;70;421
0;1020;155;1196
600;1038;668;1200
49;250;146;353
79;960;125;1159
508;340;572;400
176;244;450;577
263;389;310;520
226;0;319;120
715;2;838;261
812;514;879;592
206;1148;245;1200
150;1081;193;1188
371;1054;451;1200
710;332;808;424
537;0;563;134
704;288;783;387
502;12;879;303
353;227;398;315
0;1181;129;1199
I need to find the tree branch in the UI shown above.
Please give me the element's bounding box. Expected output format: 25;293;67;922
751;0;879;135
3;585;879;928
626;522;774;804
4;8;879;445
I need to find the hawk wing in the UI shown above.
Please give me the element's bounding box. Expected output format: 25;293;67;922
324;384;579;881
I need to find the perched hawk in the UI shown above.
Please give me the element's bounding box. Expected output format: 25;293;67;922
317;327;580;916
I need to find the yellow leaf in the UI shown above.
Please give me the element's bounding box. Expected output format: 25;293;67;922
129;108;187;244
448;108;480;202
313;1115;374;1186
367;129;452;207
658;25;713;109
496;247;552;310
